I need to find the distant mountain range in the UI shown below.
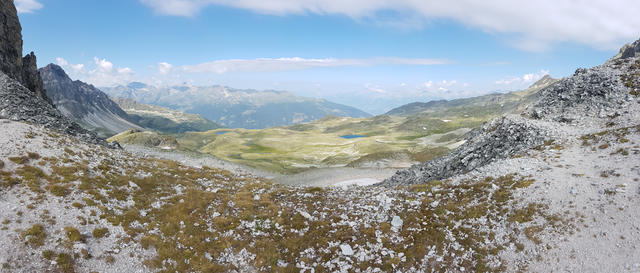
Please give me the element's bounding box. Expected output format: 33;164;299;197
101;83;371;129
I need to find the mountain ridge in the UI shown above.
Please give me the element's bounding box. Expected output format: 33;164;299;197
39;64;142;137
385;75;558;117
101;83;371;129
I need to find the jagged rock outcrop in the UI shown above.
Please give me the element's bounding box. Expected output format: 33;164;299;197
380;115;549;185
0;71;116;147
612;39;640;60
0;0;49;102
22;52;49;103
382;39;640;186
40;64;142;137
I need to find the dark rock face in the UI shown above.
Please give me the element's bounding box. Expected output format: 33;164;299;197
0;0;49;102
40;64;141;137
0;0;24;83
620;40;640;59
22;52;49;103
0;71;116;147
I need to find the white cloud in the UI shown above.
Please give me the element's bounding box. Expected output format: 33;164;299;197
440;80;457;87
56;57;134;86
56;57;85;72
364;83;386;94
158;62;174;74
55;57;68;66
14;0;43;13
181;57;448;74
495;69;549;87
94;57;114;73
140;0;640;51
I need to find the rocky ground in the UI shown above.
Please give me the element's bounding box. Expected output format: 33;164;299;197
2;96;639;271
0;117;604;272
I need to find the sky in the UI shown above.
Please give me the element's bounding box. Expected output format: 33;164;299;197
15;0;640;114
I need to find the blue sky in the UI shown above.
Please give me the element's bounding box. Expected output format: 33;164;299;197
16;0;640;114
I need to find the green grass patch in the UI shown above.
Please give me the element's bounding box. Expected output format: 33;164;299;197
23;224;46;246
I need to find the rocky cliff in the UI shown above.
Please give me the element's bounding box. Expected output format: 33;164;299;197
0;0;48;102
0;0;23;82
40;64;141;137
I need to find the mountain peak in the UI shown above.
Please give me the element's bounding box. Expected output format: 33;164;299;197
40;63;70;78
528;75;556;89
611;38;640;60
127;82;148;89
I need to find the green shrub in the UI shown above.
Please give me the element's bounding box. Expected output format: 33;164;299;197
56;253;74;273
64;227;83;243
92;227;109;239
50;185;69;197
8;156;28;164
42;250;55;260
27;152;41;159
23;224;47;246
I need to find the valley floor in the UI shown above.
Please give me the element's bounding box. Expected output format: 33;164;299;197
122;144;399;188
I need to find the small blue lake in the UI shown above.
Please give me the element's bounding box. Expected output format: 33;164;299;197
340;135;366;139
216;131;230;135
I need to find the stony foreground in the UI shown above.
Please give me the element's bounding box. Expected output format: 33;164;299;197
1;104;639;272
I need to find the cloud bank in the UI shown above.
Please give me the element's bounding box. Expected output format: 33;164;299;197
175;57;449;74
140;0;640;51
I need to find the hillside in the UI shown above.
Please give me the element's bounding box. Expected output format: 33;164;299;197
386;75;557;117
111;97;222;134
101;83;371;129
39;64;142;138
383;54;638;186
